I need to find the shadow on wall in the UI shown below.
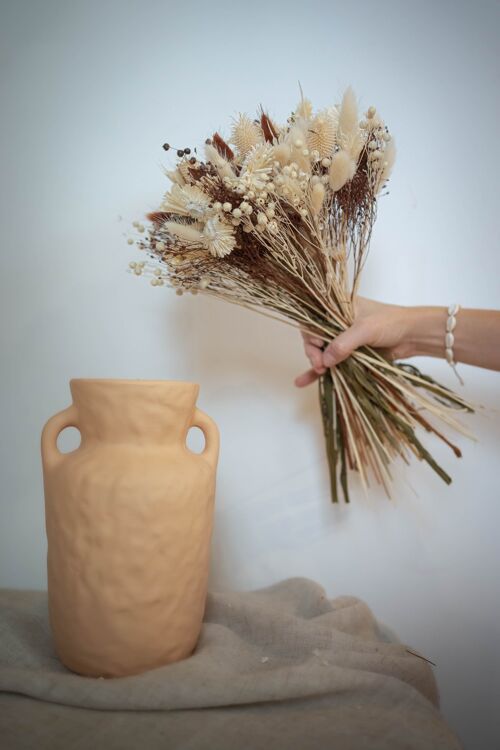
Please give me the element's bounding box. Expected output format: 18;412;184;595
162;292;374;589
165;292;320;426
163;293;335;577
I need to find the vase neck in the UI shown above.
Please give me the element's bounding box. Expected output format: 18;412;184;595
69;380;199;445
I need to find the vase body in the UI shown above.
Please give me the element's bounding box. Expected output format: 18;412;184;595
41;379;219;678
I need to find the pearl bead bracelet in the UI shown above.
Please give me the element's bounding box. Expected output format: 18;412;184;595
445;304;464;385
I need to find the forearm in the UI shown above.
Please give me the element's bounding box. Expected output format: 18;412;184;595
405;306;500;371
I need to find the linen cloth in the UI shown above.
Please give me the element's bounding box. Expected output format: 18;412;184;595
0;577;462;749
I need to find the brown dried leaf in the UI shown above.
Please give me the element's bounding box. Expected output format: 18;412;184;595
212;132;235;161
260;112;279;143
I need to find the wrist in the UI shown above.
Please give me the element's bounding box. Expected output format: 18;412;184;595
404;305;448;359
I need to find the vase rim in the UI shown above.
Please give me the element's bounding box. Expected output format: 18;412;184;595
69;378;199;386
69;378;199;387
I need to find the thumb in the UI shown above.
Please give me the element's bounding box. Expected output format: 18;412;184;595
323;322;370;367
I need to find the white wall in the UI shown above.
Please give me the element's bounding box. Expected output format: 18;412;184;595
1;0;499;747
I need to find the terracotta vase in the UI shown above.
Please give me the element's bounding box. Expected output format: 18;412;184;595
41;379;219;678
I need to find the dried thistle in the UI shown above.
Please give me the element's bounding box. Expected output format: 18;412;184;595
307;110;337;158
230;114;263;157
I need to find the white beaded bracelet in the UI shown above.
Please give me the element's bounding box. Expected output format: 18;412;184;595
445;304;464;385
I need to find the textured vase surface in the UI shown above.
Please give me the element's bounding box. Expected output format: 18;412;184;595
41;379;219;678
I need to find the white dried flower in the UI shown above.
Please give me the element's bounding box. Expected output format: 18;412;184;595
239;143;274;191
162;184;212;218
202;217;237;258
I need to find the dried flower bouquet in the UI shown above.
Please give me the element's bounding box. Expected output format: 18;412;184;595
128;86;474;502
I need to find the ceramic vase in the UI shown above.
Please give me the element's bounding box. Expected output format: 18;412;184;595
41;379;219;677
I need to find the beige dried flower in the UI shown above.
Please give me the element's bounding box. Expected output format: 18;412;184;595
295;97;313;119
331;88;363;166
273;142;292;166
205;143;236;180
177;160;197;184
164;167;186;186
374;137;396;193
230;114;263;158
164;221;204;244
348;131;365;164
310;182;325;215
307;110;337;158
325;104;340;124
285;125;311;172
276;171;306;204
338;86;358;142
161;184;212;218
328;150;356;191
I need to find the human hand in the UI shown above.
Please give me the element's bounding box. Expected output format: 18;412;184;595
295;297;415;387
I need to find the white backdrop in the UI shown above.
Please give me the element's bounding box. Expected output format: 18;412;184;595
1;1;499;747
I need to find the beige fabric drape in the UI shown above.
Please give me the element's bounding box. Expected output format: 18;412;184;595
0;577;463;749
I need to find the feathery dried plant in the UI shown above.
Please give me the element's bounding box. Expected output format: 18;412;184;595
128;86;474;502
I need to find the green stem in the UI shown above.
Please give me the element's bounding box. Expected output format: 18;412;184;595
318;368;351;504
319;369;339;503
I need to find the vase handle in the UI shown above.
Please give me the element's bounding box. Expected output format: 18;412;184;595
41;405;80;472
191;408;219;468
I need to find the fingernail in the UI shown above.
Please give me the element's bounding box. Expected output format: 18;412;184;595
315;366;326;374
323;354;335;367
